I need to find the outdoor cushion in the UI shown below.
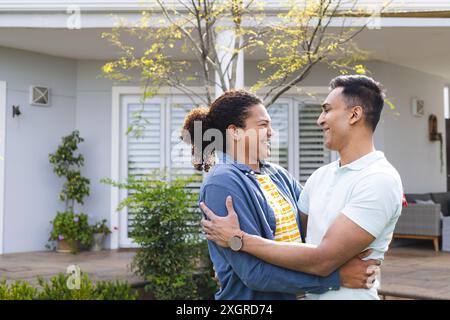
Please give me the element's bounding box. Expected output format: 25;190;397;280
405;193;432;203
431;192;450;217
415;199;445;219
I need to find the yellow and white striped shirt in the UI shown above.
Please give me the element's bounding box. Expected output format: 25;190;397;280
255;173;302;243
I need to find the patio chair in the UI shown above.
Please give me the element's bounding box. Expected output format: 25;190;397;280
394;203;441;251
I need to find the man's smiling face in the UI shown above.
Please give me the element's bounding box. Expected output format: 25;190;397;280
317;87;354;151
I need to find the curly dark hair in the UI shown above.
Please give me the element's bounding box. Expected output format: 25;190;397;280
181;89;263;171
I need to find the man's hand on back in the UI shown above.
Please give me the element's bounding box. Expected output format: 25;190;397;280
339;249;381;289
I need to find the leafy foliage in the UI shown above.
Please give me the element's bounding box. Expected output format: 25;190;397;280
49;130;90;212
0;273;138;300
48;131;94;253
103;173;218;299
0;280;38;300
49;211;93;253
37;273;98;300
102;0;387;108
91;219;112;235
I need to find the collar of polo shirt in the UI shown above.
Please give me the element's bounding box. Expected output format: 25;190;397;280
337;150;385;171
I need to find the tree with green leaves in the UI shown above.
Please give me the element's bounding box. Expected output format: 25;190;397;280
49;130;90;212
48;131;92;253
102;0;389;108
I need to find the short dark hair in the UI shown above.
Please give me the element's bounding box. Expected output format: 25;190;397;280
329;75;385;131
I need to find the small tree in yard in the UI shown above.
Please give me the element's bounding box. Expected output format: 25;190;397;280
48;130;92;253
49;130;90;213
102;0;389;108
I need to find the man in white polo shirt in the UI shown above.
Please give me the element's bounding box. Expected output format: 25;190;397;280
200;75;403;299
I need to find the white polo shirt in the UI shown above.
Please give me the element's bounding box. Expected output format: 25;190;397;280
298;151;403;300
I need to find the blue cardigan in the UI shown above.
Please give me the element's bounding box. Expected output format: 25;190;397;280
199;152;340;300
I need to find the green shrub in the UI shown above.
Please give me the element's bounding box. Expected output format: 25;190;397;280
0;279;38;300
91;219;112;235
103;173;218;300
96;280;139;300
37;273;98;300
48;130;90;212
0;273;138;300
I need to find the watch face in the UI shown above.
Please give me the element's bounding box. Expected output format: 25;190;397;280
229;236;243;251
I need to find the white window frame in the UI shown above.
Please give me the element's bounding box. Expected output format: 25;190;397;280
111;87;142;249
0;81;6;254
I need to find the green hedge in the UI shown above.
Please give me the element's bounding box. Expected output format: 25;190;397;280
0;273;138;300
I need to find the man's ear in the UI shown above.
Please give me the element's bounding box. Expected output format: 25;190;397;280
349;106;363;125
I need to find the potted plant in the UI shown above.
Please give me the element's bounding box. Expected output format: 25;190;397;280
90;219;111;251
49;212;93;253
48;130;90;253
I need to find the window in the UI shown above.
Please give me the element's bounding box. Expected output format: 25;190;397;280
298;102;331;184
267;102;289;170
127;102;162;178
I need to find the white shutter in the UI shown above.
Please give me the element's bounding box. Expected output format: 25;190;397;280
121;100;163;246
267;103;289;170
127;103;162;177
169;101;203;194
298;103;331;184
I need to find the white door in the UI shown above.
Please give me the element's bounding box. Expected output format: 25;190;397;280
118;94;203;248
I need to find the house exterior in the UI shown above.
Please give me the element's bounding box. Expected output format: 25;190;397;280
1;0;450;254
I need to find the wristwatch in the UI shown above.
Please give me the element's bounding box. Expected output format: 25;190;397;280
229;232;245;252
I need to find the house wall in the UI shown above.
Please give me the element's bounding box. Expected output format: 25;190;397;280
372;62;448;193
75;60;115;248
0;46;77;253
